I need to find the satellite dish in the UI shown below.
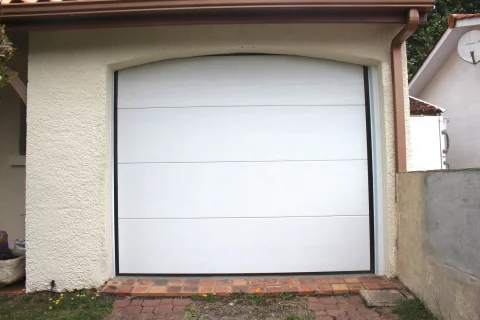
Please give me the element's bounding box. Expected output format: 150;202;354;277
458;30;480;65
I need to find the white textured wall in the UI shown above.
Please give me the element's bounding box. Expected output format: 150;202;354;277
27;23;402;291
418;26;480;169
0;86;25;244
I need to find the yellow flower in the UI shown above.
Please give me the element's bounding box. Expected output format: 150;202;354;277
213;293;216;295
22;289;25;291
255;288;260;293
49;306;53;310
60;293;64;297
91;297;95;300
96;293;100;297
49;298;53;301
69;289;74;293
71;298;75;300
55;301;59;305
289;286;293;288
76;294;80;297
202;294;207;297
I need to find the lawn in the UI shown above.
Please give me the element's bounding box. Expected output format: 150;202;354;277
0;289;114;320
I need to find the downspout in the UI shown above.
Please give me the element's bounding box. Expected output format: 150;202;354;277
391;9;419;173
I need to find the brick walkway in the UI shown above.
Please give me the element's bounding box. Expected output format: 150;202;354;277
104;298;191;320
307;296;397;320
101;276;402;297
104;296;399;320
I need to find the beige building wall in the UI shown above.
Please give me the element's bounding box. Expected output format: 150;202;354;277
418;25;480;169
26;23;405;291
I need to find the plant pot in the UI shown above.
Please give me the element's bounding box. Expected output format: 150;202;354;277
0;255;25;288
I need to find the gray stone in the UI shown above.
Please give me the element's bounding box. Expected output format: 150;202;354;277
0;255;25;288
359;290;406;307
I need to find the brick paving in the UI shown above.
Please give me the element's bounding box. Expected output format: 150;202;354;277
307;296;398;320
104;298;191;320
104;295;400;320
101;276;403;297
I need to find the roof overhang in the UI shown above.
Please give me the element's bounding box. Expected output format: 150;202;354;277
1;0;433;31
409;14;480;96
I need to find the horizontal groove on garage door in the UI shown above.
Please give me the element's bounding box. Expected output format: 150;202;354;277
117;159;367;164
118;104;366;109
118;215;366;219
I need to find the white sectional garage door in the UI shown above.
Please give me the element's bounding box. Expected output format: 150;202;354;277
116;55;371;274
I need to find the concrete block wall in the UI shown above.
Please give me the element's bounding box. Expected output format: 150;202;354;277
397;170;480;320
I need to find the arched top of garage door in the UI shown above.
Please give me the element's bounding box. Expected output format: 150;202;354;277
118;55;365;109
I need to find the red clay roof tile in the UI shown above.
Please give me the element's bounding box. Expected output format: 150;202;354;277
410;96;444;116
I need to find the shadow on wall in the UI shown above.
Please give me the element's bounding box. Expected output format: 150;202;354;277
396;169;480;320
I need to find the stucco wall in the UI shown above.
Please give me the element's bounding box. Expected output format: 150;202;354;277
418;26;480;169
27;23;403;291
397;170;480;320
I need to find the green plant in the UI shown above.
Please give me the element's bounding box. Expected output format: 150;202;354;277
286;313;315;320
279;292;296;300
0;25;16;90
183;305;203;320
237;293;264;307
192;293;217;302
393;297;439;320
0;289;113;320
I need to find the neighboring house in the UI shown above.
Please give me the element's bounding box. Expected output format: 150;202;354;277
409;96;448;171
410;13;480;169
0;0;435;292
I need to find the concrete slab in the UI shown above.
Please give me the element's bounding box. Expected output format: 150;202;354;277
359;289;406;307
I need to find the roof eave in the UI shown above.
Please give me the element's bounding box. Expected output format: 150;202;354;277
1;0;435;20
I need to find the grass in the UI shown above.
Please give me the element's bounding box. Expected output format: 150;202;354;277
0;290;114;320
393;298;439;320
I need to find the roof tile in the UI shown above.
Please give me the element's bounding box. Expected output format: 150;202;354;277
448;13;480;28
410;96;444;116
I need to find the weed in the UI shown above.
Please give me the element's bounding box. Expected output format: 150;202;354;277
286;313;315;320
192;293;217;302
280;292;296;300
393;297;439;320
183;305;203;320
236;293;264;307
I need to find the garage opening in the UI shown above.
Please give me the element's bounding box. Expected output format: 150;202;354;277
114;55;374;275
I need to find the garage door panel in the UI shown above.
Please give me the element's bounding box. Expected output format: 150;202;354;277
118;56;365;109
116;55;372;274
118;216;371;274
118;105;367;163
118;161;369;219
